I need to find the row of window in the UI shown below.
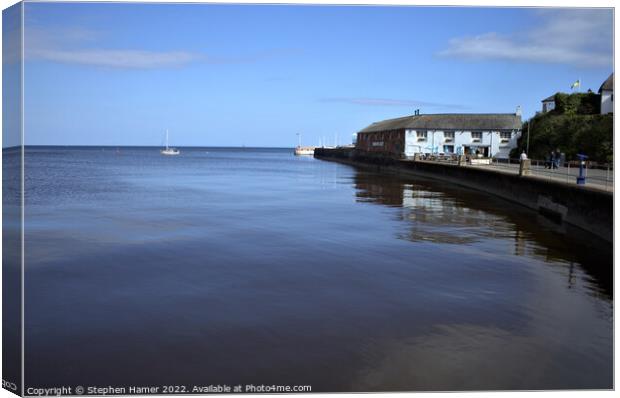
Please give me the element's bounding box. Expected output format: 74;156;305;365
359;131;513;144
415;131;512;140
416;131;458;139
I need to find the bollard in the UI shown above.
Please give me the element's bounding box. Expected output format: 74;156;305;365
519;159;531;176
576;154;588;185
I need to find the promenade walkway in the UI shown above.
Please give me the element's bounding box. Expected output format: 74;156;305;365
408;157;614;192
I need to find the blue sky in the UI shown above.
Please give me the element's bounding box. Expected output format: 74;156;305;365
15;3;615;147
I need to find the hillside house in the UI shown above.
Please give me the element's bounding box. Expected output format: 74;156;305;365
541;95;556;113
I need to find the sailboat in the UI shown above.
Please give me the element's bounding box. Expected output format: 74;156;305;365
161;129;180;156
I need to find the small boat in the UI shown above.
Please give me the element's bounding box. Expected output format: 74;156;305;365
161;129;180;156
294;146;315;156
294;133;315;156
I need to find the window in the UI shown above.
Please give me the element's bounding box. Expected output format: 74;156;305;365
471;132;482;142
444;131;455;142
500;132;511;139
416;131;427;141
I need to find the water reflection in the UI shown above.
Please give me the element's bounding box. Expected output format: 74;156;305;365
353;170;612;299
349;169;612;390
22;149;612;391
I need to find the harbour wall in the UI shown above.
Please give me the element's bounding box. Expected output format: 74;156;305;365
315;147;613;242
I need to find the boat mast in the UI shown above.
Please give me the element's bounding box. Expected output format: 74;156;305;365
165;129;169;150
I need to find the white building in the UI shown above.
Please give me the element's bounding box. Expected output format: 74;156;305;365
541;95;556;113
599;73;613;114
356;111;522;159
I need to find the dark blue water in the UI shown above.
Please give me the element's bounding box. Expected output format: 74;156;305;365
21;147;612;391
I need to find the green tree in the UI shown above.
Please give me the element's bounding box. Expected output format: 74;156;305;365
512;114;613;163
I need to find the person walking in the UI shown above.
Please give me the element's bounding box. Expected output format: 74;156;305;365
520;151;528;161
553;149;561;169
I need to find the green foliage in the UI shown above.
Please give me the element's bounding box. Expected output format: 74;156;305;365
510;92;610;163
552;92;600;115
511;113;613;163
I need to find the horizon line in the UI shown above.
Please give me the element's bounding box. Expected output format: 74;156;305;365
4;144;304;150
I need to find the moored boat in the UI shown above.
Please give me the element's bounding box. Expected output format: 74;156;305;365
294;146;315;156
294;132;315;156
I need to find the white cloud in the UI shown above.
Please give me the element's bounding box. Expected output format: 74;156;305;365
25;26;200;69
438;9;612;68
29;48;201;69
25;26;298;69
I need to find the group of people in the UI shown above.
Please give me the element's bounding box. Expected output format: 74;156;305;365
545;150;563;169
519;150;563;169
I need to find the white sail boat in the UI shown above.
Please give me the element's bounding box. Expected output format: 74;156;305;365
161;129;180;156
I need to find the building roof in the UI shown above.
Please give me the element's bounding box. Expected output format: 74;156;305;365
598;73;613;93
541;94;556;102
358;113;522;133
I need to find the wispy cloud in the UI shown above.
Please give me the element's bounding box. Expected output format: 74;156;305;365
25;26;299;69
319;97;467;109
437;9;612;68
29;48;202;69
25;26;201;69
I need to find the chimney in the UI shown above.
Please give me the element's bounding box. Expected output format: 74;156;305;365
516;106;522;116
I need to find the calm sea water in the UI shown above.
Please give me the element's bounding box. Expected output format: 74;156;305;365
20;147;612;391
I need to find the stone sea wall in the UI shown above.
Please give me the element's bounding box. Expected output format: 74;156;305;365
315;147;613;242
